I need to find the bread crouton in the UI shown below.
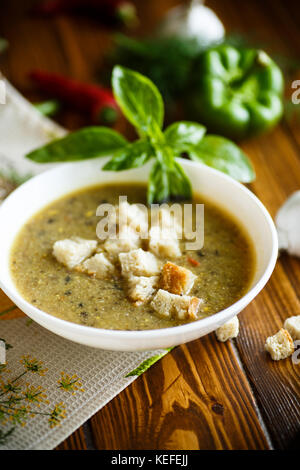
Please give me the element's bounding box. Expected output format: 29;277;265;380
151;289;203;320
80;253;115;279
53;237;97;269
103;226;141;260
160;262;197;295
283;315;300;340
151;207;182;236
119;248;161;277
107;201;148;236
148;227;181;259
265;328;294;360
127;275;158;305
215;317;239;342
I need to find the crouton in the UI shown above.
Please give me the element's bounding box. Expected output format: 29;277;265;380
148;227;181;259
80;253;115;279
160;262;197;295
119;248;161;277
103;226;141;260
151;289;203;320
284;315;300;340
265;328;294;361
150;289;173;318
107;201;148;236
215;317;239;342
53;237;97;269
151;206;182;236
127;275;158;305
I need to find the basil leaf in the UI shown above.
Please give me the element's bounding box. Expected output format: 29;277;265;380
154;144;174;169
147;159;192;204
164;121;206;152
102;139;153;171
170;161;192;199
26;127;128;163
148;161;170;204
112;65;164;137
189;135;255;183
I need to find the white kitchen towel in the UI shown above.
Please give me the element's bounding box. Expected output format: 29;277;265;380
0;73;66;177
0;76;169;450
0;318;169;450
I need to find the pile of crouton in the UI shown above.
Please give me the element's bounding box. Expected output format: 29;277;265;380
52;201;204;322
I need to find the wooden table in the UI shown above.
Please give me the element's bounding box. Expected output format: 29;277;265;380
0;0;299;450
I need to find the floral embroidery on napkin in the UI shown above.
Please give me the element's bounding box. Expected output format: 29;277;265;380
0;348;86;444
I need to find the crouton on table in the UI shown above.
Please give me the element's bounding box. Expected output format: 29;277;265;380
119;248;161;277
160;261;197;295
53;237;97;269
284;315;300;340
215;317;239;342
265;328;294;360
151;289;203;320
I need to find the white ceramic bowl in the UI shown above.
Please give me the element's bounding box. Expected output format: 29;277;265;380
0;158;278;351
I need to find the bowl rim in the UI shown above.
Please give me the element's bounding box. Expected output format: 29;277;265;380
0;158;278;340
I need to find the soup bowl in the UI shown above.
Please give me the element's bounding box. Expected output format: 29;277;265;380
0;158;278;351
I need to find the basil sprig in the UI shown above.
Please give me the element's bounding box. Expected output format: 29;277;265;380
27;65;255;203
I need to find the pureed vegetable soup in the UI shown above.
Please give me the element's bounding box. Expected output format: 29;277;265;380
10;183;255;330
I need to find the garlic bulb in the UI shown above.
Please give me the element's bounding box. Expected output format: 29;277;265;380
157;0;225;45
276;191;300;257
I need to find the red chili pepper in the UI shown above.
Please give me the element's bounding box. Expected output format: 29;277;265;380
187;257;200;267
30;70;119;125
33;0;137;27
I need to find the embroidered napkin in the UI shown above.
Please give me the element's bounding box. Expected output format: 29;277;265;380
0;76;169;450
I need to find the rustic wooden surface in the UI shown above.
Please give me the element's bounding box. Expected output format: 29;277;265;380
0;0;299;450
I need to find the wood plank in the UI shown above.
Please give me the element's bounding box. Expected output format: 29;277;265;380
90;337;270;450
0;291;16;316
208;0;300;449
56;427;87;451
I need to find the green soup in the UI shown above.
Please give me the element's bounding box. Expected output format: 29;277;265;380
10;184;255;330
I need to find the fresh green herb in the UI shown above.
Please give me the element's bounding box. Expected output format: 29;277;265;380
33;99;61;117
27;65;255;203
27;127;128;163
188;135;255;183
125;348;174;377
112;65;164;137
102;139;153;171
164;121;206;152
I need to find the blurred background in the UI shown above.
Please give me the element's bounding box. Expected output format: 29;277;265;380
0;0;299;137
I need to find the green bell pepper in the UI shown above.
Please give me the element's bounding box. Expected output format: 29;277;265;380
191;45;284;140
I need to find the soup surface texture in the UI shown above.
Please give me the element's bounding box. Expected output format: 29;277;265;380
11;184;254;330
